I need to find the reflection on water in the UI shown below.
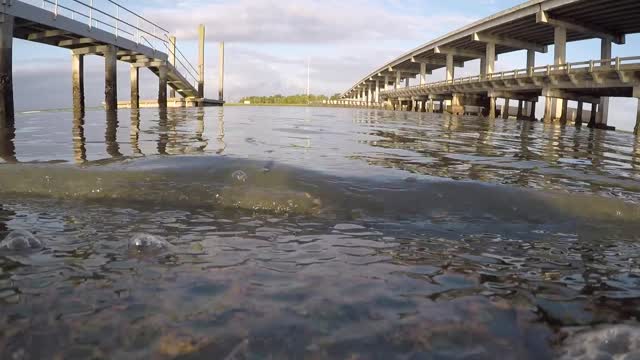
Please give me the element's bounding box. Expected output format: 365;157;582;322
1;106;640;358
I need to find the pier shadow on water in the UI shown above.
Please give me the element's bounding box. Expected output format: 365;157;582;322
1;107;640;359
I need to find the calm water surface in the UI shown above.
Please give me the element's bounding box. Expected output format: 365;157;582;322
1;106;640;359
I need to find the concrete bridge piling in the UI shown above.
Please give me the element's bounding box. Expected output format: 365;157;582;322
339;0;640;135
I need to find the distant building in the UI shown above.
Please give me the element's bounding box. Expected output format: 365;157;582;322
243;101;251;105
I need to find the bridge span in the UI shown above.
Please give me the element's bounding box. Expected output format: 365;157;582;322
0;0;224;124
338;0;640;134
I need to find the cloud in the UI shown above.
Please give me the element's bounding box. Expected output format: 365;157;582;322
145;0;475;43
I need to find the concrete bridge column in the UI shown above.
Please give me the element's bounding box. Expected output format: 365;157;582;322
130;66;139;109
451;93;464;115
551;26;566;120
104;45;118;111
525;50;535;115
575;101;584;126
421;100;427;113
544;97;553;122
420;63;427;85
72;54;85;114
446;54;455;82
560;98;568;124
198;25;205;98
440;100;445;113
597;39;612;126
489;97;496;119
158;64;168;109
517;100;523;119
395;71;401;90
485;42;496;76
634;87;640;135
0;14;14;125
588;104;598;127
529;101;537;120
384;75;390;92
502;98;510;119
375;79;380;104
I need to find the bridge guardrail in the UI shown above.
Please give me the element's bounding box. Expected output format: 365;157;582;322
23;0;200;87
375;56;640;97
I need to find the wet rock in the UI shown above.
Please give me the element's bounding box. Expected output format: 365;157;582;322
128;233;172;253
0;230;44;251
559;325;640;359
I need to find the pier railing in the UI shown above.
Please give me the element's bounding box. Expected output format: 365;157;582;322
377;56;640;95
24;0;200;87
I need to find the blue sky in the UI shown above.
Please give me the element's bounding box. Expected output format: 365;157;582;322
12;0;640;130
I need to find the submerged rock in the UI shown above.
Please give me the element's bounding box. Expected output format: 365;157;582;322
559;325;640;359
231;170;248;183
0;230;44;251
128;233;172;253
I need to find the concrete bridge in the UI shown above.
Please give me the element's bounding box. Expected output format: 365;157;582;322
339;0;640;134
0;0;224;124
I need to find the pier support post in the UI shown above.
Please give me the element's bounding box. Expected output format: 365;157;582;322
635;98;640;135
169;35;176;98
158;64;168;109
489;97;496;119
368;84;373;106
0;14;14;125
551;26;566;120
502;98;510;119
198;25;205;98
419;63;427;85
485;42;495;75
575;101;583;126
560;98;568;124
421;100;427;113
517;100;523;119
72;53;85;114
588;104;598;128
530;101;537;120
597;39;612;126
395;71;401;90
544;97;553;122
104;45;118;111
219;41;225;102
130;66;139;109
375;79;380;104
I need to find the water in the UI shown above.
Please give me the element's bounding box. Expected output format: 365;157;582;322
1;106;640;359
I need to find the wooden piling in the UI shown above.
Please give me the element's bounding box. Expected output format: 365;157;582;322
158;64;168;109
130;66;139;109
104;45;118;111
0;15;14;126
198;25;205;98
72;53;85;114
169;35;176;98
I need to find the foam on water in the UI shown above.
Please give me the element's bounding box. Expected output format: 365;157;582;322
560;325;640;359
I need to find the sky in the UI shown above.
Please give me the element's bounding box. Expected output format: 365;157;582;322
12;0;640;130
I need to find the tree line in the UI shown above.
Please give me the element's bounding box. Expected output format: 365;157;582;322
238;94;342;104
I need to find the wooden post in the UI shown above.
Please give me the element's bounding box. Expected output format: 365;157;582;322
130;66;139;109
218;41;225;102
104;45;118;111
158;64;168;109
0;15;14;126
198;25;205;98
169;35;176;98
72;53;85;114
575;101;583;126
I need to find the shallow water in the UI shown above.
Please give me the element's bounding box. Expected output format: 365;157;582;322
1;106;640;359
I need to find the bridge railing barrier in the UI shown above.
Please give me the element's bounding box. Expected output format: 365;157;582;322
21;0;200;88
375;56;640;97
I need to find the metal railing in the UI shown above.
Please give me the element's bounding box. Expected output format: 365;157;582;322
372;56;640;96
25;0;200;87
